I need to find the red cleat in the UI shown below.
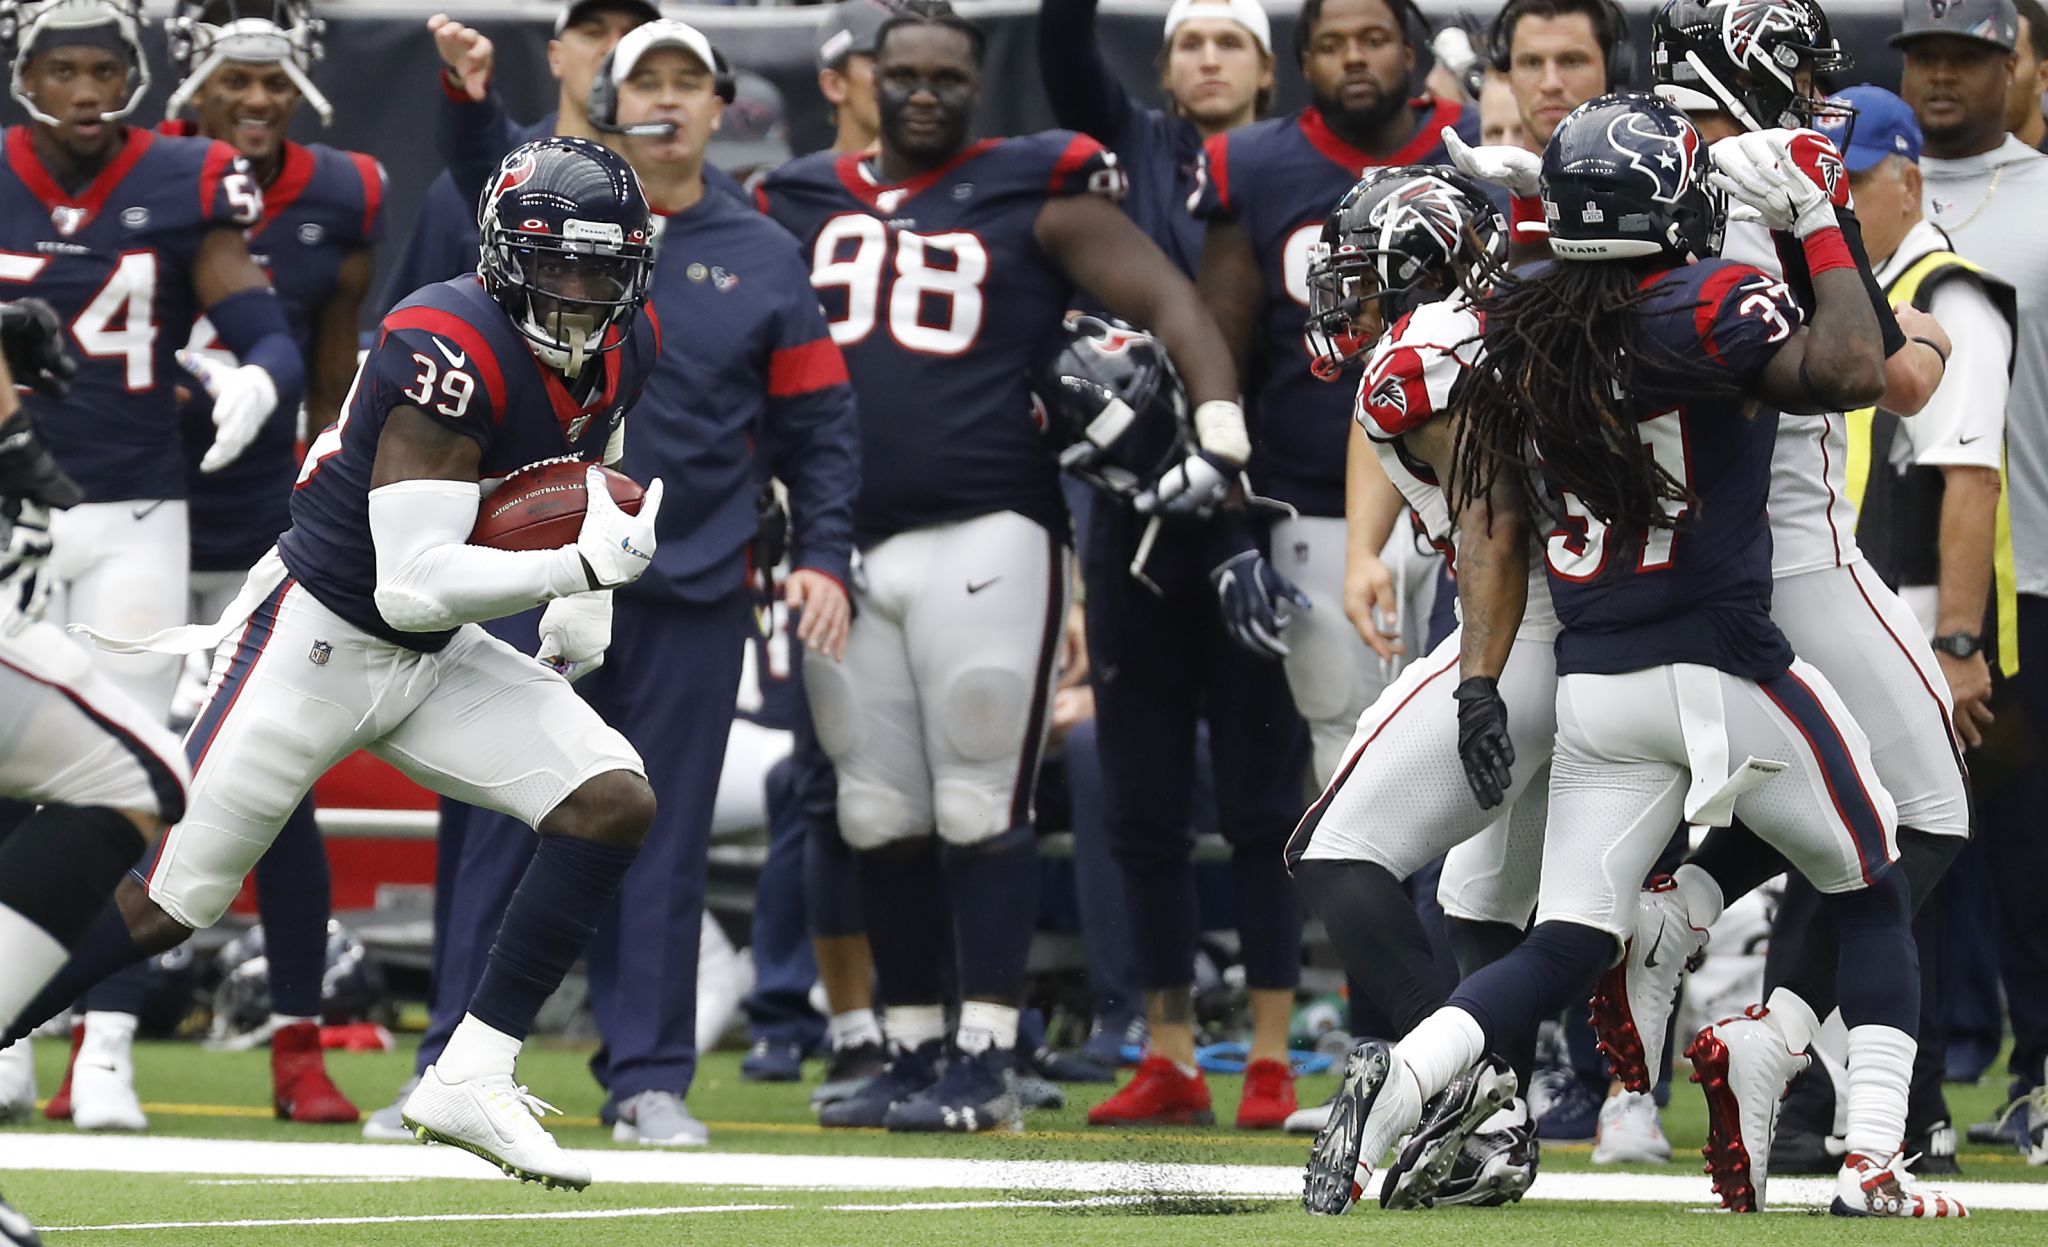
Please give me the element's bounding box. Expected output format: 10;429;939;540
1234;1058;1297;1130
271;1021;360;1124
1087;1056;1215;1127
43;1022;83;1121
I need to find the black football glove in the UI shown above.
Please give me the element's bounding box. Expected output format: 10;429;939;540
1453;676;1515;809
0;298;77;399
1210;547;1310;660
0;423;82;509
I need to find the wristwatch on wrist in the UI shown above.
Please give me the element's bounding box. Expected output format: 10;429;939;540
1932;631;1983;659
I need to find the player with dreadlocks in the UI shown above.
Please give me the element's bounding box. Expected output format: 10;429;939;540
1303;92;1961;1219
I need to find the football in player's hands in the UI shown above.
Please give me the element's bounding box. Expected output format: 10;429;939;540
470;459;644;551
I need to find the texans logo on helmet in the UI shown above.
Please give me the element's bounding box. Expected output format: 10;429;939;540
1367;177;1468;255
487;150;539;207
1091;326;1144;355
1719;0;1808;65
1929;0;1954;16
1607;112;1697;205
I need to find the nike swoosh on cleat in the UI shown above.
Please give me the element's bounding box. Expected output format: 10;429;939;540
967;577;1000;594
1643;923;1665;969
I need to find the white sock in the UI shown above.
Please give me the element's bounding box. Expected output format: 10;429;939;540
828;1008;883;1051
0;907;67;1035
1762;988;1819;1055
955;1001;1018;1055
80;1010;137;1053
886;1003;946;1052
1670;864;1725;930
1393;1006;1486;1103
269;1013;317;1031
1843;1024;1915;1160
436;1014;521;1083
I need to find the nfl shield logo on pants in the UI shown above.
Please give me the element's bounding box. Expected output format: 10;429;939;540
308;640;332;667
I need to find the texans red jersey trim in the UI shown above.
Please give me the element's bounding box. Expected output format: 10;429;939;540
832;139;1004;211
768;337;851;397
347;150;384;239
1297;98;1462;174
5;125;155;234
382;303;509;418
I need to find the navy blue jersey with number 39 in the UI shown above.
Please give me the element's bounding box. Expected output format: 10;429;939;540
757;131;1122;547
1542;259;1806;681
280;275;660;652
0;125;261;502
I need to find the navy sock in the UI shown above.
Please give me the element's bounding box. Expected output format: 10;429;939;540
1824;866;1920;1036
82;959;150;1016
1230;841;1302;991
468;833;637;1041
1294;858;1449;1036
1445;917;1536;1089
858;840;953;1007
5;899;152;1044
942;828;1038;1002
255;798;332;1018
1449;920;1616;1052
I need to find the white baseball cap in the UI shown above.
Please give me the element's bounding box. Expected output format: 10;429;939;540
1163;0;1273;57
610;17;719;84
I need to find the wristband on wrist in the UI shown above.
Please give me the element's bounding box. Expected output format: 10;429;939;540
1802;226;1855;277
1913;335;1950;367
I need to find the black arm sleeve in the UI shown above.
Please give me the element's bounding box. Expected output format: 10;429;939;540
1038;0;1138;144
1773;207;1908;359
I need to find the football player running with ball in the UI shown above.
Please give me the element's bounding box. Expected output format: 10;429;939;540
757;0;1245;1133
0;137;666;1191
1303;93;1959;1220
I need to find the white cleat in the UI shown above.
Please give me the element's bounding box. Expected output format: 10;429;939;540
0;1041;34;1123
1831;1151;1968;1218
401;1065;590;1190
70;1013;145;1132
361;1075;420;1141
1590;877;1706;1092
1591;1090;1673;1165
1301;1039;1424;1215
1687;1006;1808;1212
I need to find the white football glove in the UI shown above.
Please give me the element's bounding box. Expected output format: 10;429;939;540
573;466;663;588
1708;130;1836;239
1441;127;1543;198
0;499;55;636
181;349;280;473
1135;451;1233;518
536;589;611;682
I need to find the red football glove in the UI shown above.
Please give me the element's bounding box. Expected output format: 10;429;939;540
1783;129;1853;211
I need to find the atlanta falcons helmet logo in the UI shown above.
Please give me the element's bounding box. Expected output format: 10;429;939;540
1720;0;1808;68
1607;112;1697;205
1366;176;1468;254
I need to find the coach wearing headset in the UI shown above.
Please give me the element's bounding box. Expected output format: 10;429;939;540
362;18;860;1148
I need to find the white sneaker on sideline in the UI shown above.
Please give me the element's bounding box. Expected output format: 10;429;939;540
71;1012;145;1132
361;1075;420;1141
0;1041;33;1123
1284;1095;1334;1136
611;1090;710;1147
401;1065;589;1189
1591;1090;1672;1164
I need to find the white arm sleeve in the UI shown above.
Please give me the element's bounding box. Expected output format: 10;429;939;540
369;478;590;632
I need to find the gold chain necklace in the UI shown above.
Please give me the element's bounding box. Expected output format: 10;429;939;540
1940;163;2005;233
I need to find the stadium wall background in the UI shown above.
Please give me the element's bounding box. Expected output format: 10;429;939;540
0;0;1909;322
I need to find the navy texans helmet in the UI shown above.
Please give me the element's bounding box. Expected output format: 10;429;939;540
1;0;151;124
1541;91;1724;263
478;136;657;375
1304;165;1505;380
209;919;385;1045
1033;315;1194;503
1650;0;1852;132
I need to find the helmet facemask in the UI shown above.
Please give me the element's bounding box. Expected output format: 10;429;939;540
483;224;653;376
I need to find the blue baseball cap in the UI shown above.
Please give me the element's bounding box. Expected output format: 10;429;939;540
1817;85;1922;174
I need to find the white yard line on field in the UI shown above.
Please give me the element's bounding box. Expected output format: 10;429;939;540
4;1134;2047;1214
40;1205;787;1233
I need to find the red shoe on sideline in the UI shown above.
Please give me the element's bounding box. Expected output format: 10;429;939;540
1235;1058;1297;1130
1087;1055;1214;1127
272;1021;360;1124
43;1022;83;1121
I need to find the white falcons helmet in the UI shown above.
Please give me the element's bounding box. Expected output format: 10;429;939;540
0;0;151;125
